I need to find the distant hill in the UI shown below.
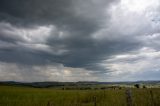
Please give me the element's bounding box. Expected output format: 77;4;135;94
0;81;159;88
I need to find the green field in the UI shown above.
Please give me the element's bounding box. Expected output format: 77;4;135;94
0;85;159;106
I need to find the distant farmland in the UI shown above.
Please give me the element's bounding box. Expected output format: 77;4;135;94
0;85;159;106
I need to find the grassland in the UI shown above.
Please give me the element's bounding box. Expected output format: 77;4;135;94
0;85;159;106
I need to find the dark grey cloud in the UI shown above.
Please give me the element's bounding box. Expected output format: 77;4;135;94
0;0;116;28
0;0;124;70
0;0;72;25
0;0;160;81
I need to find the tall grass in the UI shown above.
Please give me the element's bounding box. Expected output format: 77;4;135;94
0;86;159;106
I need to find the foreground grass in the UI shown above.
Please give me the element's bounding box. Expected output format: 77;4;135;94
0;85;159;106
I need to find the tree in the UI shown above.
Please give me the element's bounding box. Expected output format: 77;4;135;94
134;84;140;88
143;85;147;88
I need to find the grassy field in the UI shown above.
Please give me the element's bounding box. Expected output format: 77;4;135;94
0;85;159;106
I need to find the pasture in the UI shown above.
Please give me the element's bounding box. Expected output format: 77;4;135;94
0;85;159;106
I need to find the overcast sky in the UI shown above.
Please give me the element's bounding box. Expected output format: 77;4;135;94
0;0;160;82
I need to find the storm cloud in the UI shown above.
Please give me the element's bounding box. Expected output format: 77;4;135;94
0;0;160;81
